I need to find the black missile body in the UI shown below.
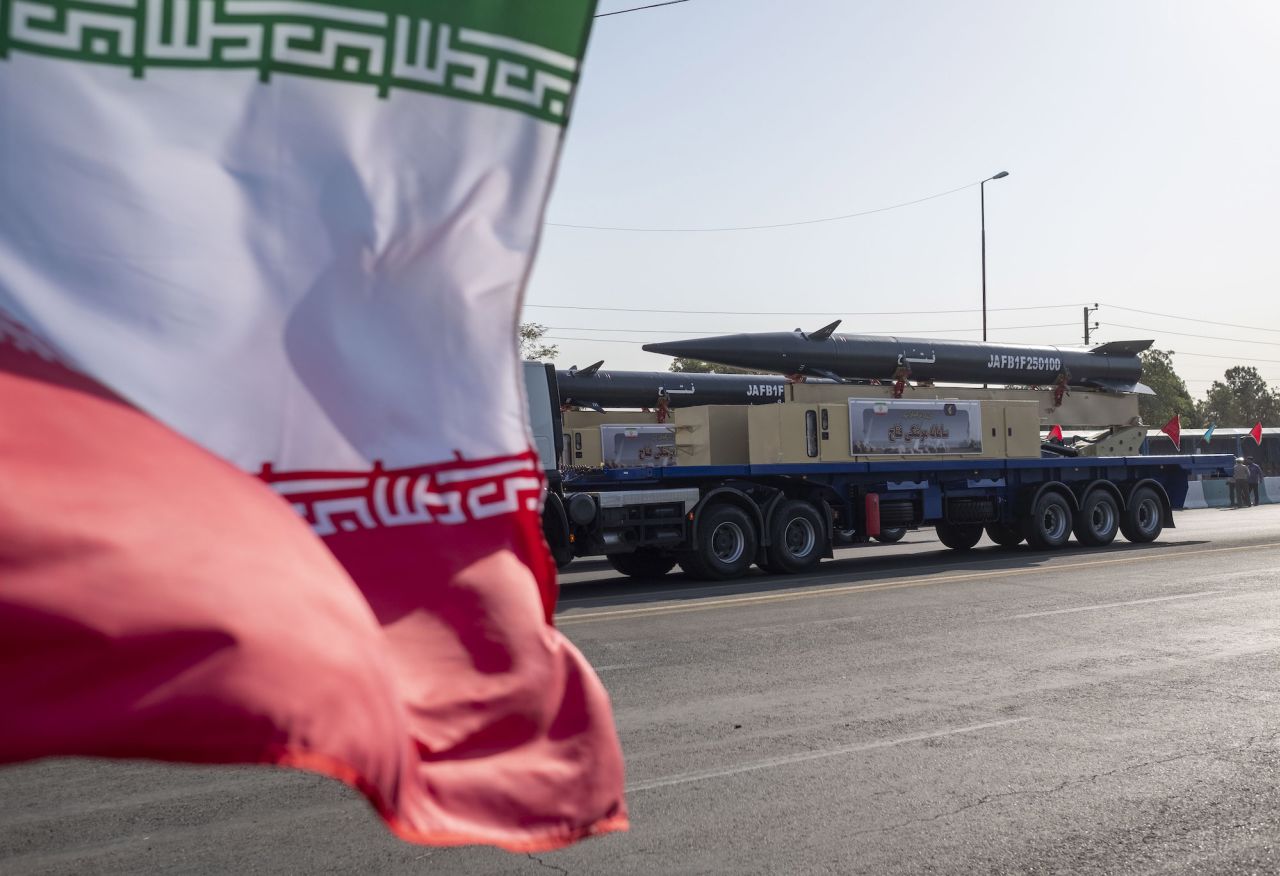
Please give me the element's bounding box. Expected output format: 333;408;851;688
642;322;1154;394
556;362;832;410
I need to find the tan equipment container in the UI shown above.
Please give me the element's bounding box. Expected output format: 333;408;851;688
672;405;750;466
748;398;1041;465
563;409;671;468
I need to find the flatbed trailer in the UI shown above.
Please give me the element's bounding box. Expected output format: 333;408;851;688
552;453;1235;580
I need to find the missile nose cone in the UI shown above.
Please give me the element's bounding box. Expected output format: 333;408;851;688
642;333;769;370
642;333;751;357
641;339;696;357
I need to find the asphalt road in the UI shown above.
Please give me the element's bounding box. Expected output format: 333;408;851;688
4;506;1280;875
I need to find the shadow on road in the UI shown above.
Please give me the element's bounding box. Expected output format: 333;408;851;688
555;538;1213;612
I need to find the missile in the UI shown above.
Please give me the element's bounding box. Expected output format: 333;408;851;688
642;321;1155;394
556;361;833;410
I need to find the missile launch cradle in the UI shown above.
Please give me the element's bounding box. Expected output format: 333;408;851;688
520;362;1234;582
641;321;1154;395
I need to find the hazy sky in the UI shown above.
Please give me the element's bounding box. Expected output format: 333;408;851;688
522;0;1280;397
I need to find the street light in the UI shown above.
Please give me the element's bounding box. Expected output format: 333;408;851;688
980;170;1009;343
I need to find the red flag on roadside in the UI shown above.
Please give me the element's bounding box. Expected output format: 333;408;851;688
0;0;626;852
1251;422;1264;445
1161;415;1182;450
1047;424;1064;442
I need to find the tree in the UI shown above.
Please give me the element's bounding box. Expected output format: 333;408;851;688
518;322;558;361
668;357;767;375
1197;365;1280;427
1138;349;1200;428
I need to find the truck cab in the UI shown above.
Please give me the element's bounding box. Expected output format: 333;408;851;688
522;361;574;568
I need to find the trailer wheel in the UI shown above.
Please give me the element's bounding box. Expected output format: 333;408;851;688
1074;490;1120;547
607;549;677;579
935;522;983;551
1024;491;1073;550
761;500;827;574
874;527;907;544
1120;486;1164;543
679;504;758;580
984;523;1024;548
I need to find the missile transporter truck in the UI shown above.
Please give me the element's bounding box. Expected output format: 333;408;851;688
523;361;1232;581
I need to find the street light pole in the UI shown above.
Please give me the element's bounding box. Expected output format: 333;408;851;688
980;171;1009;343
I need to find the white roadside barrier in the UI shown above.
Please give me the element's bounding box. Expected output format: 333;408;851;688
1266;477;1280;504
1183;482;1208;509
1185;477;1277;509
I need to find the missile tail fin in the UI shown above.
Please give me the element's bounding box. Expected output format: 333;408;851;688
1090;340;1153;356
807;320;842;342
578;360;605;378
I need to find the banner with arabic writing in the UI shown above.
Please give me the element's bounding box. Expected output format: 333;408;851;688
849;400;984;455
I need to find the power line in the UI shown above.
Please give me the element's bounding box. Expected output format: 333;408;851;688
1105;303;1280;336
1171;351;1280;365
544;336;646;345
1183;378;1280;383
542;333;1087;347
1110;323;1280;348
595;0;689;17
543;321;1079;336
545;181;981;232
524;302;1087;317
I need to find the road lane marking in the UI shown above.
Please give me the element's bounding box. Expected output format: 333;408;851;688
626;717;1032;793
734;614;862;634
557;541;1280;626
1008;590;1226;619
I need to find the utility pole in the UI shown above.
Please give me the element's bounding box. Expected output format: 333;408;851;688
1083;303;1099;345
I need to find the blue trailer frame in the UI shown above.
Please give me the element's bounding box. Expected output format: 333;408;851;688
560;453;1236;578
568;455;1232;515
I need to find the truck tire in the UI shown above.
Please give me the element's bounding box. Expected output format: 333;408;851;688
542;495;574;570
874;526;907;544
607;549;677;579
935;522;983;551
678;503;758;581
1120;486;1164;543
1024;490;1073;550
1074;489;1120;547
984;523;1024;548
760;500;827;574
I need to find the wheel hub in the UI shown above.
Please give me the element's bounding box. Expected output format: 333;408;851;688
1137;498;1159;534
1090;502;1115;536
711;522;745;564
1042;505;1068;541
784;518;816;558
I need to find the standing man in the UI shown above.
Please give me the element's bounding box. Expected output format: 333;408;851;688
1234;458;1251;508
1247;457;1265;506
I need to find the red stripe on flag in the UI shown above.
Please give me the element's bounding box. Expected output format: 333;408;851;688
0;337;626;850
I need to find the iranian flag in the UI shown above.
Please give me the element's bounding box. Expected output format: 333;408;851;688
0;0;626;851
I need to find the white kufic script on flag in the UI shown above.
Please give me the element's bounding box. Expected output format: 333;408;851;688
0;0;583;477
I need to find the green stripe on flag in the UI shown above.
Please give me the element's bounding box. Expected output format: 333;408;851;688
0;0;595;124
